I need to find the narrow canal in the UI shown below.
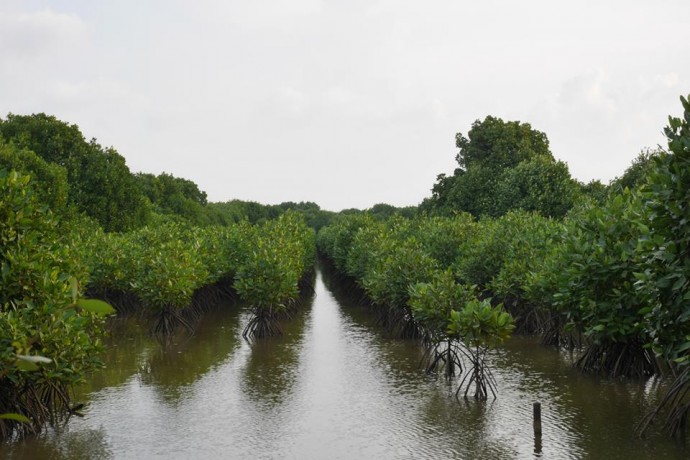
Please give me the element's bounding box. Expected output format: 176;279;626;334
2;265;687;459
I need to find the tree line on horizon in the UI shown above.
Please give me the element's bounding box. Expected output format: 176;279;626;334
0;113;332;232
0;111;661;236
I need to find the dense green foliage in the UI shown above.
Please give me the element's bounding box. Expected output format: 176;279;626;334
235;213;315;338
207;199;336;231
535;193;659;377
0;139;69;213
0;171;110;439
637;115;690;366
455;116;552;170
495;155;579;217
448;299;514;349
135;172;208;225
422;116;580;218
0;114;150;232
80;213;315;338
609;149;663;193
408;270;474;342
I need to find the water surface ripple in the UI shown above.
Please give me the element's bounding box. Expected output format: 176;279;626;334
1;267;688;459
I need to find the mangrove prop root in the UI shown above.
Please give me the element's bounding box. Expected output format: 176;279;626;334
540;313;583;349
420;339;465;379
503;297;546;336
375;306;422;339
152;307;195;341
576;340;660;379
455;350;497;402
0;380;74;441
637;367;690;439
242;307;284;340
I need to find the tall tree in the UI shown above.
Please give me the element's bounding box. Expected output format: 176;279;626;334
134;172;208;225
455;116;552;171
609;148;663;192
0;113;149;231
0;138;69;212
424;116;577;218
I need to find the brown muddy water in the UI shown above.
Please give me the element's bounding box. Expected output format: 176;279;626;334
1;265;688;459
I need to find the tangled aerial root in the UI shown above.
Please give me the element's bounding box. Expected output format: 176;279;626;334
456;351;498;401
241;304;293;340
242;312;283;340
637;367;690;439
375;306;422;339
576;339;660;379
0;380;75;441
152;307;195;342
420;338;464;379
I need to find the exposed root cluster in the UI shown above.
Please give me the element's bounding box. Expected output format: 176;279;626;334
421;338;497;402
637;367;690;439
152;306;195;340
421;338;464;378
456;351;498;401
0;380;74;441
376;305;422;339
242;307;285;340
576;339;660;379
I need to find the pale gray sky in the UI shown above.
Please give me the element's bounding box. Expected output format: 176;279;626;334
1;0;688;211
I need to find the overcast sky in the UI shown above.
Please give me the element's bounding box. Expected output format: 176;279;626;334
1;0;688;211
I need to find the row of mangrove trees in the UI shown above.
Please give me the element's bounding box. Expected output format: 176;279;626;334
317;95;690;437
0;156;316;439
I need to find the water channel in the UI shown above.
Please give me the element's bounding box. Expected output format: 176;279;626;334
2;264;688;459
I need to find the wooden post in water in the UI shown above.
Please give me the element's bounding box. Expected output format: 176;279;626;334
533;402;543;454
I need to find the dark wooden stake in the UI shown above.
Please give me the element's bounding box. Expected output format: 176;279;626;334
533;402;543;454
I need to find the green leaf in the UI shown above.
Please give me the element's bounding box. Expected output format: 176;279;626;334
76;298;116;316
15;359;39;372
672;276;687;291
0;413;31;423
637;306;652;315
676;341;690;353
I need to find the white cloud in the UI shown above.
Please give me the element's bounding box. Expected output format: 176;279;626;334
276;86;309;117
1;1;689;210
183;0;323;32
662;72;680;88
531;69;689;185
0;8;93;116
0;8;87;60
